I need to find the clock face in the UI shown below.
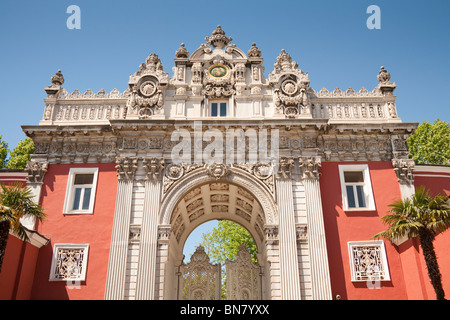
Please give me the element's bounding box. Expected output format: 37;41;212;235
209;65;228;78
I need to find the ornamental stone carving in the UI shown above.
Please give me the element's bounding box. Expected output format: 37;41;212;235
298;156;321;180
45;69;65;97
206;163;230;180
205;25;232;49
376;66;396;95
115;156;138;180
126;53;168;118
276;157;294;179
392;158;415;183
25;161;49;184
269;50;311;118
142;157;165;181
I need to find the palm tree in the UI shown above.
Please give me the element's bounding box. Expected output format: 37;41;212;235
373;186;450;300
0;183;46;272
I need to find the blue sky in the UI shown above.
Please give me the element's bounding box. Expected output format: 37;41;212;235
1;0;449;257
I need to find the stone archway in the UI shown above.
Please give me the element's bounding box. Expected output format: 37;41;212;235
156;166;279;300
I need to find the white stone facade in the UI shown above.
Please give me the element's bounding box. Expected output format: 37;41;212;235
23;26;417;300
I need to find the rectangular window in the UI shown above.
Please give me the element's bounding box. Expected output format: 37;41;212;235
64;168;99;214
211;102;227;117
338;165;375;211
348;241;390;282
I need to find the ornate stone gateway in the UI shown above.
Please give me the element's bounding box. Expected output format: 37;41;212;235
226;244;261;300
178;246;221;300
178;244;261;300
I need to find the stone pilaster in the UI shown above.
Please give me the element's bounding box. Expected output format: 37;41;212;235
135;157;164;300
105;156;138;300
275;157;301;299
23;161;48;230
299;156;332;300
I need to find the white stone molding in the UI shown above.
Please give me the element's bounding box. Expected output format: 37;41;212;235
275;176;301;299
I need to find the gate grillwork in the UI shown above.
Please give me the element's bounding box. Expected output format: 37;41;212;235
179;246;221;300
226;243;261;300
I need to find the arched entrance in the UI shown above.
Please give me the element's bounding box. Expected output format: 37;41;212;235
157;167;278;300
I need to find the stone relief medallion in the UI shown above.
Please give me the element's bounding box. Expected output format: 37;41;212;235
208;64;228;78
253;163;273;180
166;163;184;180
139;81;157;97
206;163;230;180
281;79;298;96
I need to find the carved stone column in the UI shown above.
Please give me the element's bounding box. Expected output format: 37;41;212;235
105;157;138;300
23;161;48;230
275;157;301;299
135;157;164;300
298;156;332;300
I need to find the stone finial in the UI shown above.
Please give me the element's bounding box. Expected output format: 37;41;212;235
51;69;65;86
376;66;396;95
45;69;64;96
377;66;391;83
248;43;261;58
205;25;232;49
175;43;189;58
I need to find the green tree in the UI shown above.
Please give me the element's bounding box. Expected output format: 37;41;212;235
199;220;257;299
373;186;450;300
6;138;34;169
407;119;450;166
0;183;46;272
0;136;8;168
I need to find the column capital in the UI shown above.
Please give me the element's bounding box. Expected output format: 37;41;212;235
115;156;138;180
142;157;165;181
298;156;321;180
25;160;49;184
264;224;279;245
276;156;295;179
392;158;415;183
157;225;171;243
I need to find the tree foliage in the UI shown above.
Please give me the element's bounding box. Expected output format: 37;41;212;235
198;220;257;299
6;138;34;169
407;119;450;166
0;183;46;272
0;136;8;169
199;220;257;265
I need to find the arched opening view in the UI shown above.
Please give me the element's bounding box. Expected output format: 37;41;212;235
180;220;260;300
160;181;277;300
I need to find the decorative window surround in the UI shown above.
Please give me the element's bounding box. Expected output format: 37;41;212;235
49;244;89;281
348;240;390;282
63;168;99;214
338;164;376;211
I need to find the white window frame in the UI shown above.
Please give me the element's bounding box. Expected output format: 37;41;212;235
347;240;391;282
49;244;89;282
209;101;228;117
338;164;376;211
63;167;99;214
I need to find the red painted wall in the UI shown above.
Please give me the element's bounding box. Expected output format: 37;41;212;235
320;161;408;300
408;167;450;300
30;163;117;300
0;235;40;300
